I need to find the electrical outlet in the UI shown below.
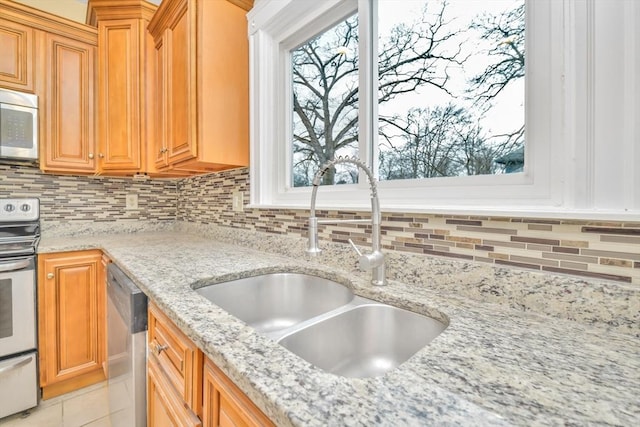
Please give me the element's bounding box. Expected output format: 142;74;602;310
232;191;244;212
125;194;138;210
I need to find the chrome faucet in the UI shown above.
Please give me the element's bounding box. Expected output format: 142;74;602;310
307;156;386;286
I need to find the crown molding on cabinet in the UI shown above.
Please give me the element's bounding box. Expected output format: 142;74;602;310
86;0;158;26
0;0;97;44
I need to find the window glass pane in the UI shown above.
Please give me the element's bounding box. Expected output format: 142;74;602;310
291;14;359;187
377;0;525;180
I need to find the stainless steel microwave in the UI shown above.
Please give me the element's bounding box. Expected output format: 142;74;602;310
0;88;38;163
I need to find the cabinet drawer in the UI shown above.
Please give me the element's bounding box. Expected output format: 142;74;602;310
148;357;202;427
148;302;202;413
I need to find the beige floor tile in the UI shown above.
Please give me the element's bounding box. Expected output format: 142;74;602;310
103;409;132;427
38;382;107;410
81;416;111;427
0;382;134;427
0;402;62;427
62;387;110;427
106;377;130;414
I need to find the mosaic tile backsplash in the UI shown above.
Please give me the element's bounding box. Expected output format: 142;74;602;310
178;168;640;285
0;165;177;224
2;164;638;285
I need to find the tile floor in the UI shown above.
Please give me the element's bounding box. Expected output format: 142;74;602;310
0;380;129;427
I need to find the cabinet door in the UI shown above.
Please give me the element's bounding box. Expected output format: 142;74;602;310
148;0;250;173
0;18;35;92
96;18;142;172
165;1;196;165
40;33;97;173
37;251;105;399
202;358;273;427
154;34;170;168
100;253;111;377
148;358;202;427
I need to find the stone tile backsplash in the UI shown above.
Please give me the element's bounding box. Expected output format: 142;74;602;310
177;168;640;285
0;165;177;225
2;164;637;285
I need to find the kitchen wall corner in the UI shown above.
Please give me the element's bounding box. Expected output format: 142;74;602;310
0;165;178;232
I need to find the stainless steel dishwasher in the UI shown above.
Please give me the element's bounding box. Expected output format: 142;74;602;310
107;263;148;427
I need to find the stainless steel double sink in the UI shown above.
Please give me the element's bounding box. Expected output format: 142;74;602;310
194;273;447;378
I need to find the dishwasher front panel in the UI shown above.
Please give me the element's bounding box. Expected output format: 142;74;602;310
107;263;147;427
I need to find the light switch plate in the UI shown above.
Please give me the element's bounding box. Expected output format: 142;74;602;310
232;191;244;212
125;194;138;210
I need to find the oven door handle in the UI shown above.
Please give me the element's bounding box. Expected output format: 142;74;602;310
0;355;33;376
0;259;31;272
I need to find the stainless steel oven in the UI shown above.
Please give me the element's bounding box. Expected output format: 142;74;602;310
0;198;40;420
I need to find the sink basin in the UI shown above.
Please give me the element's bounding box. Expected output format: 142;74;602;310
278;303;447;378
194;273;354;334
195;273;447;378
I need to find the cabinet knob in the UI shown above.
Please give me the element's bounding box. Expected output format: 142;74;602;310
160;148;168;154
88;153;94;159
99;153;105;158
47;273;54;279
151;341;168;356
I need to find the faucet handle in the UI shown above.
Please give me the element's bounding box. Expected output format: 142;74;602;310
359;250;385;271
348;239;362;256
348;239;384;271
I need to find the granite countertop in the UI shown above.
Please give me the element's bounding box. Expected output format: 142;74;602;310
39;230;640;426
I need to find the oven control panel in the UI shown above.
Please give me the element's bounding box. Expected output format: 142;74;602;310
0;198;39;222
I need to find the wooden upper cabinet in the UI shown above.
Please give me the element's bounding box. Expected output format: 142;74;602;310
87;0;162;175
39;32;97;173
96;18;143;171
166;3;192;166
0;0;99;174
0;17;35;92
153;35;169;168
37;251;106;399
148;0;251;173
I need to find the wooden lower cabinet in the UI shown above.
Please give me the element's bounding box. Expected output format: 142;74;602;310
148;302;274;427
148;302;203;425
148;357;203;427
37;250;106;399
202;358;274;427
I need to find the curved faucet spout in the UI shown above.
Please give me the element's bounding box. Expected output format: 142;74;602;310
307;156;386;286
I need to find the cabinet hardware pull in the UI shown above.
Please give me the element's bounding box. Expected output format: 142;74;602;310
47;273;54;279
152;341;169;355
88;153;94;159
99;153;105;158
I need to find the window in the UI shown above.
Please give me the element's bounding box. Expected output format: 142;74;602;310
291;14;360;187
248;0;639;218
289;1;525;188
376;0;525;180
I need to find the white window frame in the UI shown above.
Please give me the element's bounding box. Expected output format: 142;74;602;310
247;0;639;219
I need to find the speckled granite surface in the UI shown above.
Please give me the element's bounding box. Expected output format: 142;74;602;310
38;229;640;426
177;222;639;336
